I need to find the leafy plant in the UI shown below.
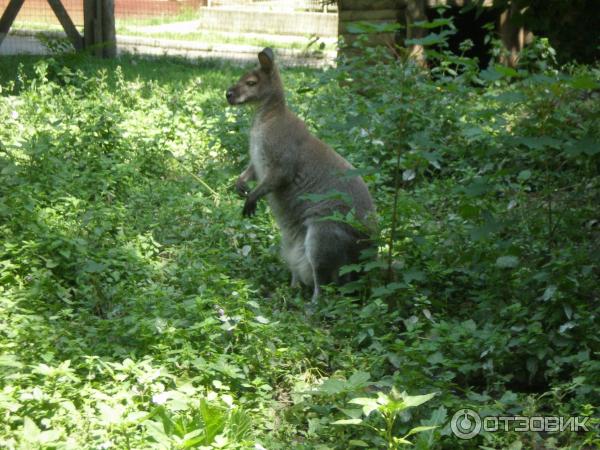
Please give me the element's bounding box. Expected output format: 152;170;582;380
333;389;437;449
0;19;598;448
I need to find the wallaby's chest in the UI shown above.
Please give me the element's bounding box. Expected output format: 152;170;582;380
249;125;269;181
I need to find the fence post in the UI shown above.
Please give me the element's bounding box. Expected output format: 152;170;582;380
101;0;116;57
83;0;95;49
499;2;526;68
83;0;116;57
0;0;25;47
405;0;426;63
47;0;84;50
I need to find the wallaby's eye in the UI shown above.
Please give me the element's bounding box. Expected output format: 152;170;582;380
246;80;257;86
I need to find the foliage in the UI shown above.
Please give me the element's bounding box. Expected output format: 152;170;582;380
332;389;437;448
0;24;599;449
470;0;600;64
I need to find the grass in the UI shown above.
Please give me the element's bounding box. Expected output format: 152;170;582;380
0;53;333;449
0;49;598;449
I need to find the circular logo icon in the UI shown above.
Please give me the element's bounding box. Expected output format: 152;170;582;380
451;408;481;439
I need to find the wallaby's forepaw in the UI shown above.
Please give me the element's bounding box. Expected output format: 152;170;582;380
235;179;249;198
242;198;257;217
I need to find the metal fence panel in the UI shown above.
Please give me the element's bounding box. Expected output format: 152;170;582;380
1;0;337;65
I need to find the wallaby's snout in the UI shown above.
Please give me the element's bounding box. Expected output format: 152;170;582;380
225;88;236;105
225;74;260;105
226;47;282;107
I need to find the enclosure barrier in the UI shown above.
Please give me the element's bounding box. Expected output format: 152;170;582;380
0;0;114;56
0;0;527;68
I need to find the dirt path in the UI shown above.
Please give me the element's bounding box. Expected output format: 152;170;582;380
1;33;48;55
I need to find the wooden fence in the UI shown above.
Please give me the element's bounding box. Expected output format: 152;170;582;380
0;0;115;56
1;0;527;65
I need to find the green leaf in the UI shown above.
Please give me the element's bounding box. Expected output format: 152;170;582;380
348;440;370;447
569;74;600;90
458;203;480;219
22;417;41;441
542;285;557;301
469;217;503;241
517;170;531;181
332;418;363;425
199;399;226;444
340;408;363;419
403;169;416;181
413;18;453;29
403;268;425;284
463;319;477;332
480;67;503;81
228;408;252;441
496;256;519;268
416;406;447;447
511;136;561;149
463;178;493;197
402;392;437;408
363;260;387;272
564;137;600;157
317;378;347;395
427;352;444;365
493;64;520;78
404;425;438;438
489;91;527;103
461;126;485;140
346;21;403;34
348;371;371;387
349;397;380;416
0;354;23;368
339;263;361;275
406;33;446;47
526;357;538;376
300;190;352;205
144;420;172;447
82;260;106;273
182;430;205;448
372;282;405;297
39;429;61;443
45;259;59;268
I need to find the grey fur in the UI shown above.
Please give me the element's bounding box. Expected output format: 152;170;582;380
226;48;375;302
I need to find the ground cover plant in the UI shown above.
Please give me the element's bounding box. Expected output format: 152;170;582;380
0;33;598;449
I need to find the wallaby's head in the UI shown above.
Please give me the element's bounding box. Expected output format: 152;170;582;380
226;48;284;107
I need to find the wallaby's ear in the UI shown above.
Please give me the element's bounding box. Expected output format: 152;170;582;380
258;47;274;72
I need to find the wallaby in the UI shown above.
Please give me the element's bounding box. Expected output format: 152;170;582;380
226;48;375;302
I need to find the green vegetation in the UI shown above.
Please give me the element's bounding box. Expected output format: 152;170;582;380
477;0;600;64
0;29;599;449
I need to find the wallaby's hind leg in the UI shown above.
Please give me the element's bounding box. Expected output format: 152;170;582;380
305;222;358;303
290;272;299;288
281;230;313;290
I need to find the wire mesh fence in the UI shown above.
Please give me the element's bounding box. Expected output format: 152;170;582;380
0;0;83;55
0;0;338;65
207;0;334;12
